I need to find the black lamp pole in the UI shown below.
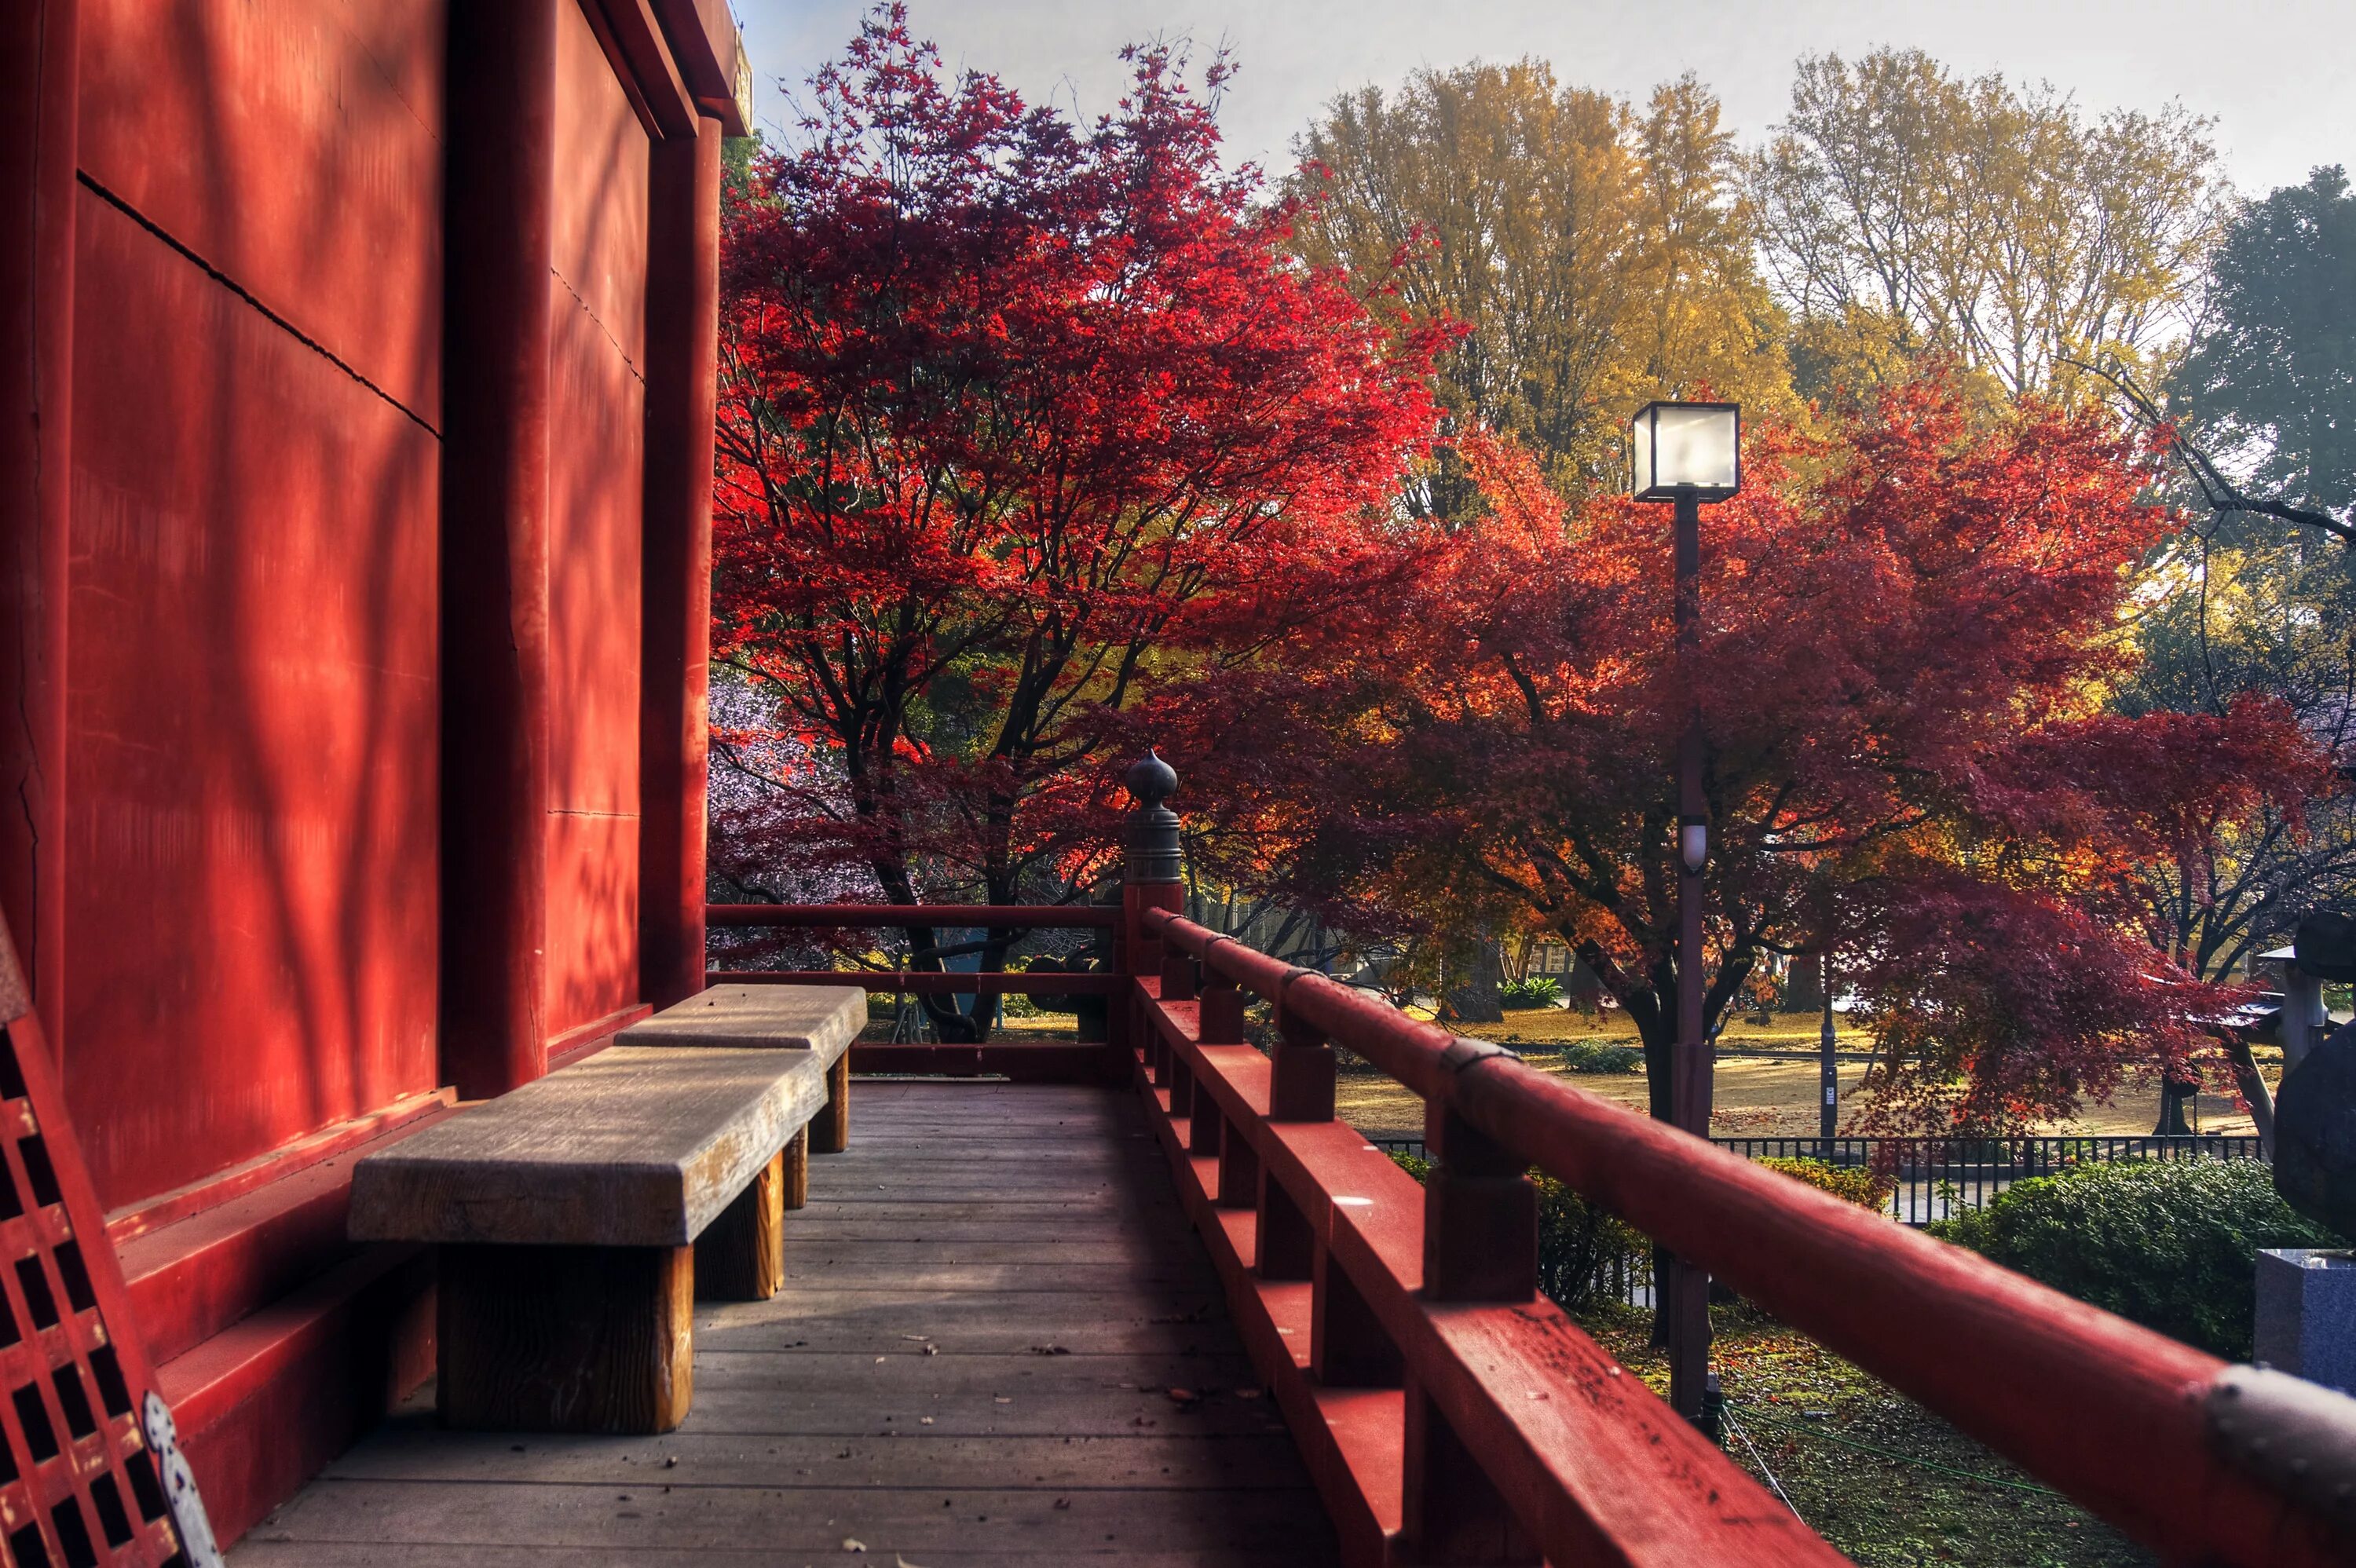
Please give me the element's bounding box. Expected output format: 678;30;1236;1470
1666;486;1713;1425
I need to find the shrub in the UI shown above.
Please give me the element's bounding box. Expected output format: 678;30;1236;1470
1500;976;1563;1010
1388;1152;1648;1310
1927;1157;2338;1359
1557;1040;1643;1073
1758;1156;1893;1212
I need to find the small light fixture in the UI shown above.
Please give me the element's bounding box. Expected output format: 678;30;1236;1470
1630;400;1742;503
1679;816;1708;872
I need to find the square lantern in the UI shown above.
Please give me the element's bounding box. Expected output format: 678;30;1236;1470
1630;400;1742;502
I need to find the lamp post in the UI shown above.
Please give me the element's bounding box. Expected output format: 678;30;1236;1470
1630;399;1740;1427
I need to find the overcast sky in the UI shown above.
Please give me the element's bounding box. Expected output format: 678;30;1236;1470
737;1;2351;199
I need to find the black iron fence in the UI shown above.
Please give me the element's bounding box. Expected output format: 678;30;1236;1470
1363;1131;2266;1226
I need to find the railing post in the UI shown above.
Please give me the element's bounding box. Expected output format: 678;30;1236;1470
1405;1062;1541;1564
1271;992;1336;1123
1121;753;1187;1007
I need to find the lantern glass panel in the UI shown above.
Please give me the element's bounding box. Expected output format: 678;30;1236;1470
1630;400;1740;500
1652;404;1737;492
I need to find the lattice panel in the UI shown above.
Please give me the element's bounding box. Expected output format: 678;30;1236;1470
0;923;195;1568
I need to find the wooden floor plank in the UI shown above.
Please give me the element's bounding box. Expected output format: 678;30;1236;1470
233;1081;1335;1565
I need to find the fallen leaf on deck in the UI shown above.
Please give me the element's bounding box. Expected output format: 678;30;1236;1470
841;1539;866;1553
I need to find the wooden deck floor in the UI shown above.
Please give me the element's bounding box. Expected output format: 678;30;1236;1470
230;1080;1338;1566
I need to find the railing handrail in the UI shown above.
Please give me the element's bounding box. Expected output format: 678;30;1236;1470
1143;905;2349;1566
708;901;1117;929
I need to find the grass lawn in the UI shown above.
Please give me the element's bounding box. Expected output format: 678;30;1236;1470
1584;1306;2153;1566
1334;1007;2275;1140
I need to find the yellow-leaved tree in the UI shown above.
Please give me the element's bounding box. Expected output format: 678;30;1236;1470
1751;47;2227;405
1289;62;1793;503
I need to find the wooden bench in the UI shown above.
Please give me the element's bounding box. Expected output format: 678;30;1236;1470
348;1047;826;1434
618;983;866;1189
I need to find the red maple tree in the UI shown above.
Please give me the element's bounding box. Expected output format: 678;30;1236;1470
710;7;1440;1036
1168;380;2329;1133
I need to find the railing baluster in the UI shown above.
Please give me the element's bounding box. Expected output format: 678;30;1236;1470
1407;1095;1542;1563
1257;1171;1314;1280
1271;1004;1335;1123
1217;1115;1258;1209
1188;1069;1223;1161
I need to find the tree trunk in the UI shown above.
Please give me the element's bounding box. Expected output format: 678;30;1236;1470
2221;1033;2277;1159
1443;939;1505;1025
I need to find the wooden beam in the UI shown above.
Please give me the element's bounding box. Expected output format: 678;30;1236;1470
0;0;76;1054
441;0;559;1100
586;0;697;140
638;115;723;1011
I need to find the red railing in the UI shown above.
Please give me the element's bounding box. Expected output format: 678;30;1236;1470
704;892;2352;1563
706;901;1118;993
1127;904;2349;1567
705;902;1123;1080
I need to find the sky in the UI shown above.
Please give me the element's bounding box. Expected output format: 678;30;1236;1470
735;0;2352;200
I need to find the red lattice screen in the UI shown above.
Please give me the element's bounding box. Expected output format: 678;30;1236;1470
0;921;193;1567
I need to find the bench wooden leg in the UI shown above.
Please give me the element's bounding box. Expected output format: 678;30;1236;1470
812;1051;850;1153
695;1149;786;1300
784;1127;808;1209
438;1243;693;1434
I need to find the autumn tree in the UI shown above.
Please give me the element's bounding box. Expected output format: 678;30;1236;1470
2099;167;2356;982
1169;380;2325;1135
711;7;1438;1039
1290;62;1791;502
1753;48;2224;405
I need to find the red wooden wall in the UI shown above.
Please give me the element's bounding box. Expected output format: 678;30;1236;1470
2;0;737;1212
1;0;741;1541
65;0;450;1207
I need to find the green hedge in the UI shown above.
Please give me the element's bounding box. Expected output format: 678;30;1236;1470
1758;1156;1893;1212
1556;1040;1644;1074
1928;1158;2338;1359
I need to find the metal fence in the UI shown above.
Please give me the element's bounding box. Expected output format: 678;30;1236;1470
1364;1128;2266;1311
1363;1131;2266;1226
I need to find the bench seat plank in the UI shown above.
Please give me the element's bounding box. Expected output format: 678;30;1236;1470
349;1047;825;1248
617;983;863;1058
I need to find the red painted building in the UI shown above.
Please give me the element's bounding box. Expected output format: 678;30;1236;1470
0;0;740;1540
